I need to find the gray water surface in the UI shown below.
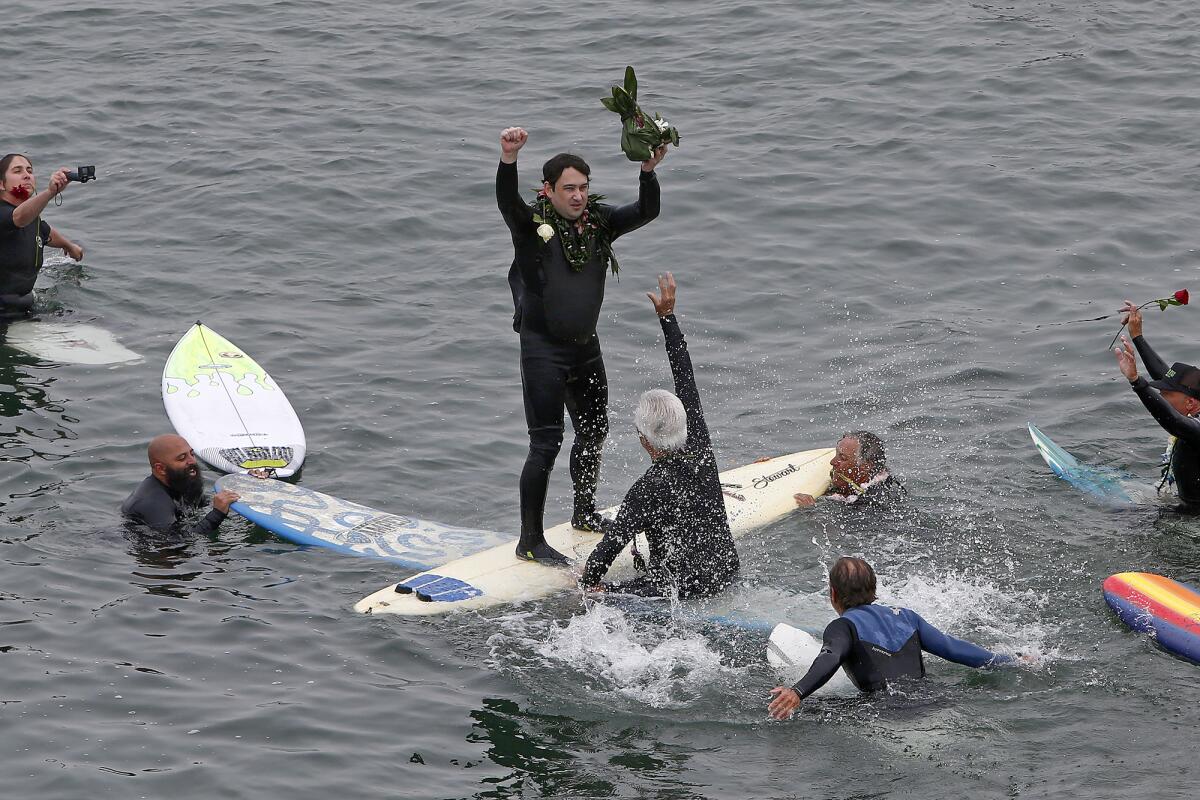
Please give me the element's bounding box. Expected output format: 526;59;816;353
3;1;1199;797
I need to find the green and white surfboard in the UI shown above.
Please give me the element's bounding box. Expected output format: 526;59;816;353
162;322;306;477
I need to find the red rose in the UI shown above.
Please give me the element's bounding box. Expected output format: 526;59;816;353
1175;289;1189;305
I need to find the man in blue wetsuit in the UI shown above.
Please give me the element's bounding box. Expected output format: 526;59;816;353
1114;300;1200;509
767;557;1013;720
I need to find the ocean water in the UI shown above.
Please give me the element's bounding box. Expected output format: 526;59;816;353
3;0;1199;797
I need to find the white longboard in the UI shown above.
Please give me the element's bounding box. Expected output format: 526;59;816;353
356;448;835;617
4;321;141;365
767;622;854;695
162;322;306;477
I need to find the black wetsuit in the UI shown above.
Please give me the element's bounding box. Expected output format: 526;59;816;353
0;200;50;316
792;603;1010;698
496;160;660;542
826;470;905;506
580;314;738;598
121;475;227;535
1130;335;1200;508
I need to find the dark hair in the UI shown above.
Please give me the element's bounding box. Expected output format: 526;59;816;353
0;153;31;179
542;153;590;187
829;556;877;609
844;430;886;471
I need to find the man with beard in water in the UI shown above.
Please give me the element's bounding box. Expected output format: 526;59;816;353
0;154;85;317
792;431;904;508
767;557;1015;720
497;126;666;565
121;434;240;534
579;273;738;598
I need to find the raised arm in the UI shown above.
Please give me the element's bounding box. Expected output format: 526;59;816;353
1115;337;1200;443
912;611;1011;668
1122;301;1170;380
496;127;533;233
606;145;667;239
10;168;70;229
647;273;710;453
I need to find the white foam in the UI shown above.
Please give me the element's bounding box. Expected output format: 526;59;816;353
487;602;742;709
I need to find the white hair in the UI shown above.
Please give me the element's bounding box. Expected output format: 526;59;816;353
634;389;687;452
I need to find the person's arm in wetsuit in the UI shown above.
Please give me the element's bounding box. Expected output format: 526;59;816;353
122;477;230;536
605;145;666;239
1114;334;1200;444
580;479;654;587
767;618;853;719
1119;300;1170;380
1129;378;1200;443
912;611;1011;668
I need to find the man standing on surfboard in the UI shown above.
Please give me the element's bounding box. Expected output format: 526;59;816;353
0;154;85;318
497;126;667;565
579;273;738;598
121;434;241;535
1114;301;1200;510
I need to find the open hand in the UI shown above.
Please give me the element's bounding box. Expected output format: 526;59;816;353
1114;335;1139;382
646;272;676;317
794;493;816;508
767;686;801;720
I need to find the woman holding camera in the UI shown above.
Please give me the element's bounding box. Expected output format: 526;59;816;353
0;153;84;317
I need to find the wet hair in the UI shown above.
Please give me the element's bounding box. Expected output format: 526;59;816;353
843;430;886;471
542;153;591;187
829;556;877;609
634;389;687;452
0;153;30;182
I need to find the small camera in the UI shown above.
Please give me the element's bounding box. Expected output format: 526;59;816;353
66;166;96;183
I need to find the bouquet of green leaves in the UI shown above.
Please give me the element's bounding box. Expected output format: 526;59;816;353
601;66;681;162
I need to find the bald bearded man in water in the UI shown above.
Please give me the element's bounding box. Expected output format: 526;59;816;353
121;434;240;534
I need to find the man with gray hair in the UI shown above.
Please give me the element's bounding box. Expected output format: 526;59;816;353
580;273;738;598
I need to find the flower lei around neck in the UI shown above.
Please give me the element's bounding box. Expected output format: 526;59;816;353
532;190;620;275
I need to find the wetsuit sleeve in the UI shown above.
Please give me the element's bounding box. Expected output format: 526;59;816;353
581;481;653;586
791;618;854;699
912;611;1010;668
0;204;16;234
39;220;51;241
660;314;712;453
1132;335;1170;381
192;508;228;536
1131;377;1200;443
605;170;660;240
496;161;533;237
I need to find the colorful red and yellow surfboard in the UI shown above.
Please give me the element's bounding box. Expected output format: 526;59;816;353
1103;572;1200;664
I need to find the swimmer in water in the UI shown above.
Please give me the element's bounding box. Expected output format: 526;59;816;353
0;154;85;318
767;557;1015;720
1114;311;1200;510
792;431;904;508
121;434;240;534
